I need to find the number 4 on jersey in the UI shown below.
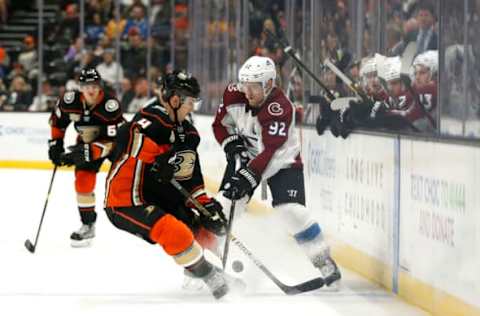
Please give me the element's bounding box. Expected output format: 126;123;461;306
137;118;152;129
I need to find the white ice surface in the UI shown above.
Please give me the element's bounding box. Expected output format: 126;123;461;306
0;169;428;316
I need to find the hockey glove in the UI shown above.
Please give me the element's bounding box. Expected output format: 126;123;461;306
65;142;113;166
222;134;249;165
223;167;260;200
151;149;177;183
48;139;67;166
190;195;227;236
316;98;333;136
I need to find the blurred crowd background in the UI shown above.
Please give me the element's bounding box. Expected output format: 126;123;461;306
0;0;479;139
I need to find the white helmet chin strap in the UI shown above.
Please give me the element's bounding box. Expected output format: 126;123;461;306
260;80;274;104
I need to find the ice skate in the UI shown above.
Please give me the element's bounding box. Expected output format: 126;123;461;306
202;266;230;299
70;224;95;247
202;266;246;299
312;252;342;290
182;270;206;292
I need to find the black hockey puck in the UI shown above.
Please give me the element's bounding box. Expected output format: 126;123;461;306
232;260;244;272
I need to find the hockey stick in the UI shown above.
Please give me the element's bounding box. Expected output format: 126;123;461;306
25;165;58;253
264;29;336;103
323;58;371;102
221;156;241;270
169;178;325;295
222;195;236;269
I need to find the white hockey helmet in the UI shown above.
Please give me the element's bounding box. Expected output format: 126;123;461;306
412;50;438;75
360;53;387;77
238;55;277;86
378;56;402;82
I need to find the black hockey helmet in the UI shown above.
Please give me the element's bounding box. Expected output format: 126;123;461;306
79;68;102;85
159;70;200;101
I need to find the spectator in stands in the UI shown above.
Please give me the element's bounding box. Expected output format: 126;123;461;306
324;32;351;73
0;0;7;24
122;0;147;14
64;37;83;64
126;77;149;112
105;15;127;41
54;3;80;45
1;76;33;112
85;13;105;45
17;36;38;77
119;78;135;112
96;48;124;89
86;0;112;23
391;2;438;56
150;0;171;41
121;27;146;79
28;80;57;112
93;35;111;58
0;78;7;106
0;47;10;79
259;18;283;65
414;2;438;54
6;63;26;83
122;4;148;39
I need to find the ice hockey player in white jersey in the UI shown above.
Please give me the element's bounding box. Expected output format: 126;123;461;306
212;55;341;287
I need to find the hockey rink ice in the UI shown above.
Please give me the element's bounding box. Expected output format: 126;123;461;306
1;168;428;316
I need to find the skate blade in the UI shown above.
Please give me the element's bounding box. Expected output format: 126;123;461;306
182;277;207;292
70;238;93;248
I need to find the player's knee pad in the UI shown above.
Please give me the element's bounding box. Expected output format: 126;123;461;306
75;170;96;193
149;213;196;257
215;192;248;219
275;203;318;238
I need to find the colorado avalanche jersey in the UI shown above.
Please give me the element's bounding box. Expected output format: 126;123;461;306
212;83;302;180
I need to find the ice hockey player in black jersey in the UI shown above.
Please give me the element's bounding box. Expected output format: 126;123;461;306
48;68;125;247
104;70;239;299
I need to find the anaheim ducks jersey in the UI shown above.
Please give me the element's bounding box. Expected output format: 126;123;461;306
49;90;124;143
105;97;207;208
212;84;302;180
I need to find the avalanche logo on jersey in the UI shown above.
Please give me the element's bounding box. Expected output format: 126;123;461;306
267;102;284;116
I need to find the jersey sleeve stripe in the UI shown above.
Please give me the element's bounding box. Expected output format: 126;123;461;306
140;110;174;128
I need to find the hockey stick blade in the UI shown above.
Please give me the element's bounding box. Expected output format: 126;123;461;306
230;236;325;295
281;277;325;295
170;178;325;295
24;239;35;253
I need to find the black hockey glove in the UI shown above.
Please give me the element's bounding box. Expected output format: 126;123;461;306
315;98;333;136
198;197;227;236
329;110;352;139
349;98;375;123
223;167;260;200
48;139;67;166
64;143;93;166
223;134;249;165
151;149;177;183
64;142;113;166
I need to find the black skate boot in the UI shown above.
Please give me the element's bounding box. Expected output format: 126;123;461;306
70;224;95;247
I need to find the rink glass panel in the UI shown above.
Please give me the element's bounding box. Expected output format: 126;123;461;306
4;0;479;141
